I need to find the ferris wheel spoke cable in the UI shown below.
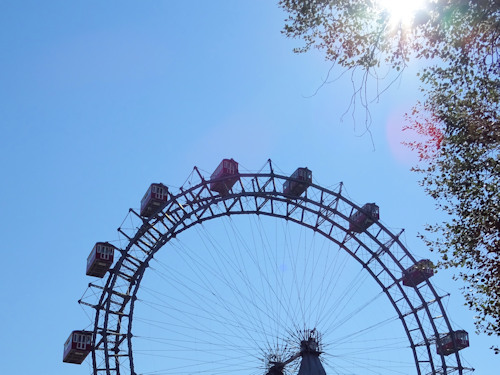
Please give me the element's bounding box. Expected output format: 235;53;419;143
312;238;350;325
133;332;263;372
252;217;298;337
170;232;278;330
140;213;405;367
316;266;358;332
194;225;293;351
142;237;288;352
219;217;304;338
318;270;373;336
134;301;267;349
221;217;285;351
263;217;289;347
269;218;303;334
222;217;308;356
135;263;275;347
142;221;404;375
325;346;415;375
328;338;410;357
324;289;386;334
332;316;400;348
136;354;261;375
136;268;265;338
334;358;409;375
306;235;341;327
242;214;332;340
137;287;273;354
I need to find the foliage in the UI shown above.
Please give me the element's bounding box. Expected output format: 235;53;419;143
410;49;500;348
279;0;500;348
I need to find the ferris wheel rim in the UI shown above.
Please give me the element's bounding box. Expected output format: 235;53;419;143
88;163;467;375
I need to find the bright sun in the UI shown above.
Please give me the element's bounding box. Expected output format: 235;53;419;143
377;0;427;25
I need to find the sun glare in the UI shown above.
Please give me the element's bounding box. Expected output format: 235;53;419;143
377;0;427;25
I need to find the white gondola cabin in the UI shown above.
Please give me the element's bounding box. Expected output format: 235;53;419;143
210;159;239;195
349;203;379;232
402;259;434;287
86;242;115;278
63;330;93;364
140;183;168;218
283;168;312;197
436;330;469;356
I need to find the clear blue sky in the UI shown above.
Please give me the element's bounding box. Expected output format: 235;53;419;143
0;1;497;374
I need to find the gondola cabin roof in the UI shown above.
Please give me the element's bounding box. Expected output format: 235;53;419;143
86;242;115;278
140;183;169;218
436;330;469;356
210;158;239;195
210;158;238;178
283;167;312;197
63;330;93;364
349;203;379;233
402;259;434;287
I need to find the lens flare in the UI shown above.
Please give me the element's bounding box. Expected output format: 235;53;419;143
377;0;427;25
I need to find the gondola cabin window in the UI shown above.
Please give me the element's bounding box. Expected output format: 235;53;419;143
86;242;115;278
402;259;434;287
283;167;312;197
436;330;469;356
210;158;239;195
349;203;379;232
63;330;93;364
140;183;169;218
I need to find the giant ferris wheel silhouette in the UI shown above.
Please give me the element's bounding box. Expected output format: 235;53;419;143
64;159;472;375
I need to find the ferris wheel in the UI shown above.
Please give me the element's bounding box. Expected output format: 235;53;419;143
64;159;472;375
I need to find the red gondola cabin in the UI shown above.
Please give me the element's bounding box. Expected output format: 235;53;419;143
402;259;434;287
140;183;168;217
436;330;469;356
349;203;379;232
86;242;115;278
210;159;239;195
63;330;93;364
283;168;312;197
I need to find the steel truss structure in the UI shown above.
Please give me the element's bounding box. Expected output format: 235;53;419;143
79;160;472;375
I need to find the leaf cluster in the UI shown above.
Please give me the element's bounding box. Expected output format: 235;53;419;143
280;0;407;69
415;40;500;344
280;0;500;349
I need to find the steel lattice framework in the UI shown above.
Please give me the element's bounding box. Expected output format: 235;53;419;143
79;161;471;375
